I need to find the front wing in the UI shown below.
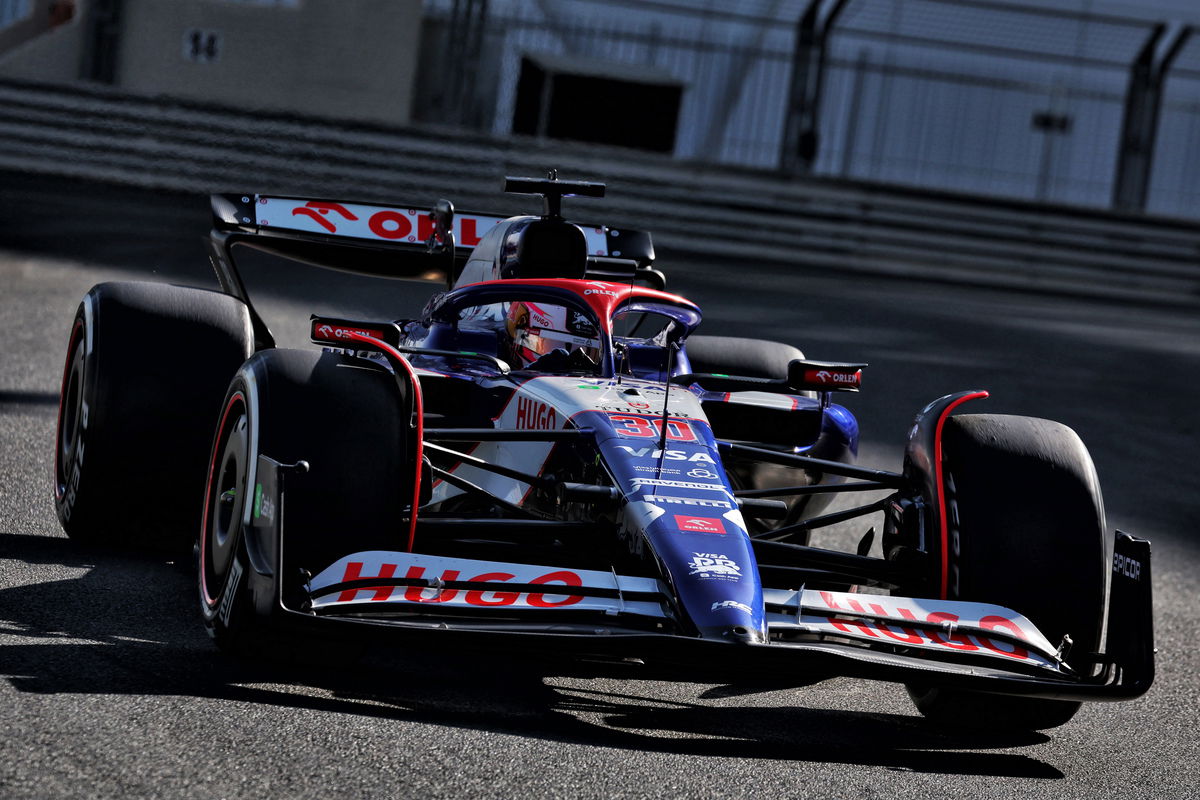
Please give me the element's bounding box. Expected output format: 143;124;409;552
248;458;1153;702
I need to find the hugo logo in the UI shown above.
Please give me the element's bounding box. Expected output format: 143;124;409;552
816;592;1033;661
337;562;584;607
515;397;557;430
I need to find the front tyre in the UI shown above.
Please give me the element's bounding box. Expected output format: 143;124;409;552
199;349;410;653
199;388;258;650
907;414;1110;731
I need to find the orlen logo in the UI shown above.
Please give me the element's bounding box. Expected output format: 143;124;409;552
337;562;583;607
805;369;861;388
292;201;358;233
674;515;726;534
515;396;557;430
283;200;487;246
312;322;385;342
583;283;619;297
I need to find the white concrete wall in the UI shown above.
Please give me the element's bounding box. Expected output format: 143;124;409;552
1;0;423;127
115;0;422;126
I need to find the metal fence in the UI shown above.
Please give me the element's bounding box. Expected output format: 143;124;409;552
418;0;800;167
1150;41;1200;217
419;0;1200;220
2;75;1197;307
819;0;1149;208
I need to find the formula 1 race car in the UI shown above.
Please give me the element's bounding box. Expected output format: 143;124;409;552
52;175;1154;731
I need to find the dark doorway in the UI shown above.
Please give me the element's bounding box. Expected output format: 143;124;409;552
513;55;682;153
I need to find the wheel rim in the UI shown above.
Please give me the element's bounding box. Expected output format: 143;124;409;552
201;392;249;607
55;323;86;500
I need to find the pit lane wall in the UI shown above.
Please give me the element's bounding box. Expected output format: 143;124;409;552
0;76;1197;308
0;0;422;128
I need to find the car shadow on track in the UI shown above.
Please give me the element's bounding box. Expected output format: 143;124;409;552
0;532;1060;780
0;390;60;411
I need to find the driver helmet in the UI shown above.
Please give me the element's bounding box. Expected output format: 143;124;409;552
504;301;600;370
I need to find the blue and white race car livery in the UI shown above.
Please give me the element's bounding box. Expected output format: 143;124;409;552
53;174;1154;733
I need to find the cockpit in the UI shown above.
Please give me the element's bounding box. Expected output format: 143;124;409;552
408;280;702;380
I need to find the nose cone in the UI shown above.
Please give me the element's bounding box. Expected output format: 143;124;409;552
698;624;767;645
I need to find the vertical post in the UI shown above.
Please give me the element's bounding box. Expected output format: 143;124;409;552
441;0;466;123
80;0;122;83
781;0;850;175
807;0;850;158
1032;100;1073;202
461;0;489;127
536;69;554;139
839;48;869;177
444;0;489;126
781;1;822;174
1113;25;1191;212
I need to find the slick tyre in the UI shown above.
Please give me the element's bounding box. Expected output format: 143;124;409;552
54;282;254;551
907;414;1110;731
199;349;409;654
685;335;822;529
684;335;805;380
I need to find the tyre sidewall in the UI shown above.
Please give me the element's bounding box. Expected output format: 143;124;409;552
199;380;259;649
942;414;1109;655
53;282;254;550
54;306;96;534
909;413;1110;731
199;349;408;651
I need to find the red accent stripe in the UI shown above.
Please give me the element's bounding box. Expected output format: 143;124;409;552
200;391;246;607
347;334;424;552
464;278;700;336
934;391;989;599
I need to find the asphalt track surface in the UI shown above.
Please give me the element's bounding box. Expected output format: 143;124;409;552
1;172;1197;798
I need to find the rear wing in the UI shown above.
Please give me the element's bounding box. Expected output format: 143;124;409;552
207;193;661;348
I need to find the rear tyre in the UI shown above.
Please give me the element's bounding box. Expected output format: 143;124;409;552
54;282;254;551
684;335;822;534
684;335;805;379
199;348;410;654
906;414;1109;731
